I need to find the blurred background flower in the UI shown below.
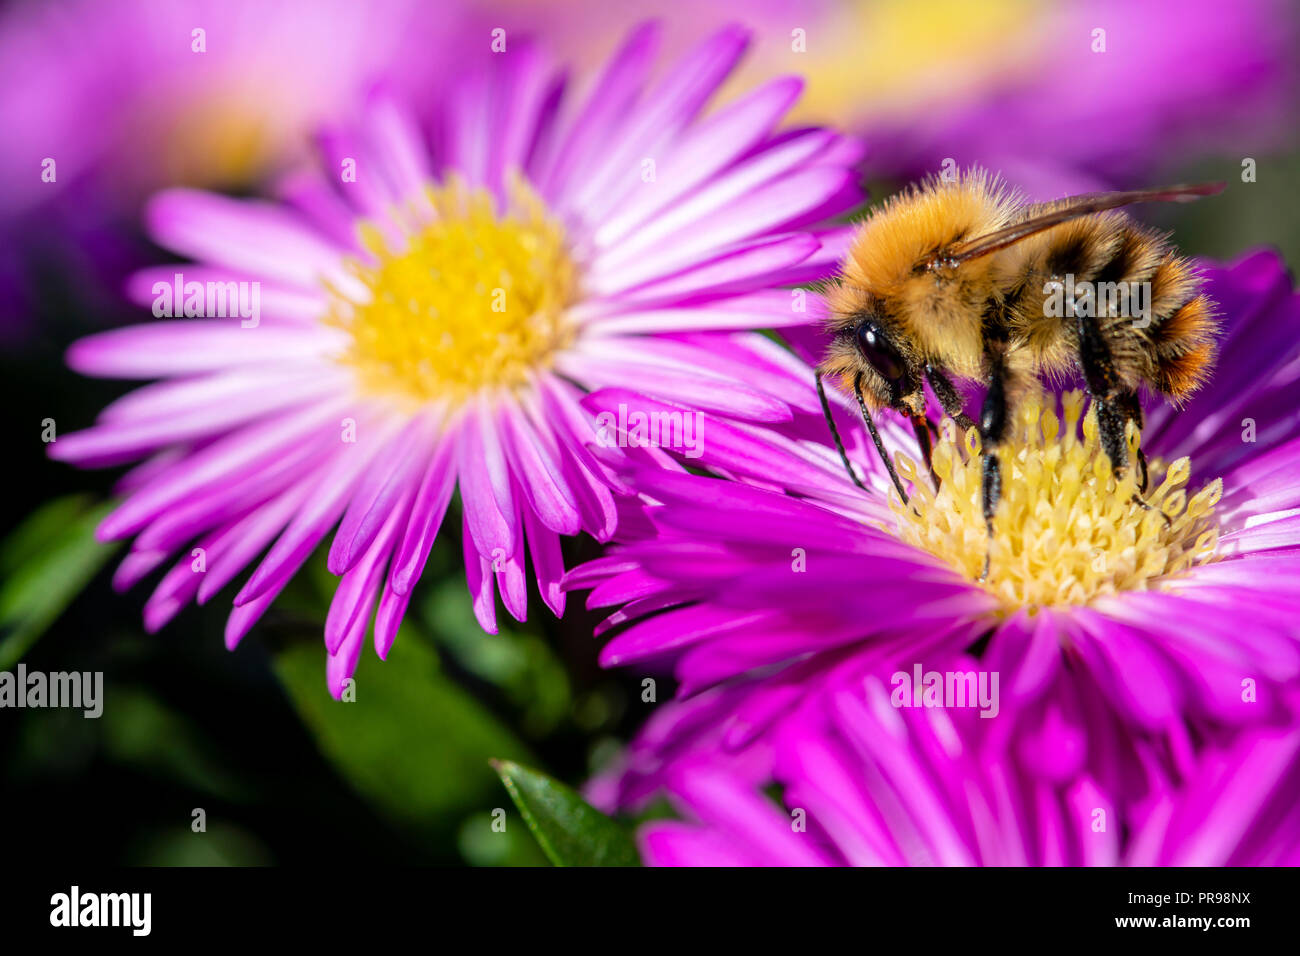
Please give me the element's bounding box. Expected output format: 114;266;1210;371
483;0;1295;196
2;0;1298;867
0;0;477;340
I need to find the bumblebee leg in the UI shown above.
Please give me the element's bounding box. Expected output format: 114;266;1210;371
977;356;1011;582
1094;395;1130;472
979;455;1001;581
1074;318;1169;523
1096;395;1171;525
853;373;910;505
1074;312;1129;469
925;363;978;432
815;371;869;493
925;361;977;496
1135;446;1151;495
909;411;939;491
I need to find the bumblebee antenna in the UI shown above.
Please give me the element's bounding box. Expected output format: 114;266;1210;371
853;373;910;505
815;371;868;492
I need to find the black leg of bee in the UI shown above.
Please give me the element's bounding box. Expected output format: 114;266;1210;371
980;454;1001;576
1074;312;1129;469
1074;318;1169;523
815;371;869;493
977;356;1011;582
924;364;978;432
1114;388;1149;493
1095;392;1172;525
1095;394;1170;524
1135;446;1151;495
1114;387;1144;429
1094;396;1130;471
853;373;910;505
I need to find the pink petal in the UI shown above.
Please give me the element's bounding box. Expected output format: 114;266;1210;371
458;397;517;559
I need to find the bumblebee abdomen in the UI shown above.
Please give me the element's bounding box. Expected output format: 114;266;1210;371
1000;215;1217;399
1147;292;1217;399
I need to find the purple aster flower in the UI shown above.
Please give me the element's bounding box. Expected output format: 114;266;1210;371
49;23;864;697
619;677;1300;866
570;250;1300;803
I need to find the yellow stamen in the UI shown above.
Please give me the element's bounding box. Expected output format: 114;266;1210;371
891;390;1222;612
325;175;578;404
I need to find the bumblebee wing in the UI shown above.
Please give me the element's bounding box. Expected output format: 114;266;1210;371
939;182;1225;265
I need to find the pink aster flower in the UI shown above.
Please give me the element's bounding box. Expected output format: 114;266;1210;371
570;250;1300;801
49;23;864;697
623;678;1300;866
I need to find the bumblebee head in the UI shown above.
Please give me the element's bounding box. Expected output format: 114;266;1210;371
820;306;914;412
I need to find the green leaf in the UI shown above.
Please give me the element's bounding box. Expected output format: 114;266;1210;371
0;494;119;669
491;759;641;867
274;631;536;839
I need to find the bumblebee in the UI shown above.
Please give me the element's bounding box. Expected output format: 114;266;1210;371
816;169;1223;536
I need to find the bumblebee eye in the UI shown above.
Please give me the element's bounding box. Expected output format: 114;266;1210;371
855;323;907;384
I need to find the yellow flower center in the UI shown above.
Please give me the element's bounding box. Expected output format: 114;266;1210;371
891;390;1222;611
325;176;578;404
